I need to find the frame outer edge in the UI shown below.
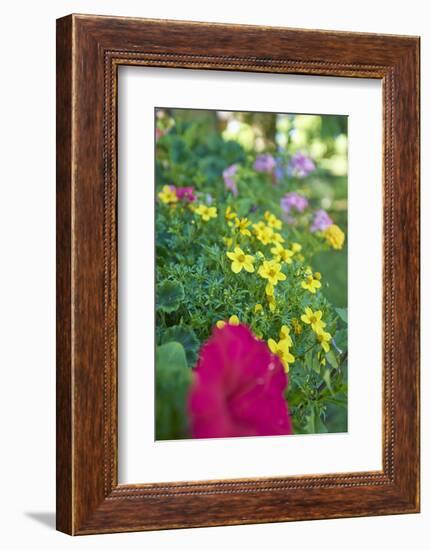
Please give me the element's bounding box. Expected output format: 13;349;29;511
57;14;421;535
56;14;74;535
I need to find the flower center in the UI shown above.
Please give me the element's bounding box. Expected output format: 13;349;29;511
268;269;276;277
238;254;245;263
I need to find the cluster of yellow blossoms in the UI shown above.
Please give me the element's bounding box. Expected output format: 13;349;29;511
301;268;322;294
224;207;306;313
159;195;337;370
253;220;284;246
323;224;345;250
301;307;332;353
220;208;334;371
158;185;220;224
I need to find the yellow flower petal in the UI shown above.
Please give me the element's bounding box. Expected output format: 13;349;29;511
265;283;274;296
231;261;242;274
268;339;277;353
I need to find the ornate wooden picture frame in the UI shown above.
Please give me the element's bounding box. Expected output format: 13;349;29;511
56;14;420;535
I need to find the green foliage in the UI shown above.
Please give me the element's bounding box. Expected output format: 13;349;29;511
335;307;348;323
155;342;192;440
156;280;185;313
160;325;200;368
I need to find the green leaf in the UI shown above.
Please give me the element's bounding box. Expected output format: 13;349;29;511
326;349;339;369
315;414;329;433
236;197;254;216
335;307;348;324
161;325;200;368
155;342;192;440
334;328;348;352
156;341;188;371
311;353;321;374
322;368;334;395
156;280;185;313
303;407;316;434
325;396;347;408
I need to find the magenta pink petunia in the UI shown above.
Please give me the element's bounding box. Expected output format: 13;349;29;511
175;186;196;202
188;324;293;438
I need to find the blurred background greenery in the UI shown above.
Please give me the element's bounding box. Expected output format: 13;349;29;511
159;108;348;311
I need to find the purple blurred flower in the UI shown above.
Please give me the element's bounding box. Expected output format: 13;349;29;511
223;164;238;196
175;186;196;202
254;154;276;174
281;192;309;214
310;209;333;232
288;152;316;178
274;157;286;182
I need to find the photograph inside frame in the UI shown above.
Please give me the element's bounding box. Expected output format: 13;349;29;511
154;107;348;441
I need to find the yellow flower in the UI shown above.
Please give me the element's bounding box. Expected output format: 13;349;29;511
158;185;178;204
253;223;274;245
291;242;302;253
225;206;237;220
270;231;285;245
323;224;345;250
234;217;252;236
226;246;254;274
258;260;286;286
266;294;276;312
253;221;266;232
301;273;322;294
314;272;322;280
316;330;332;353
279;325;293;346
292;318;303;335
254;303;263;314
268;339;295;372
223;236;233;247
271;244;294;264
300;307;326;333
216;315;240;329
195;204;217;221
264;211;282;230
265;283;274;296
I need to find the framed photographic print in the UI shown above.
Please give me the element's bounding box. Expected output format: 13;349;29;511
56;14;420;535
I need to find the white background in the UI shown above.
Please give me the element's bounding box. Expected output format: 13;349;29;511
0;1;428;549
119;68;382;483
